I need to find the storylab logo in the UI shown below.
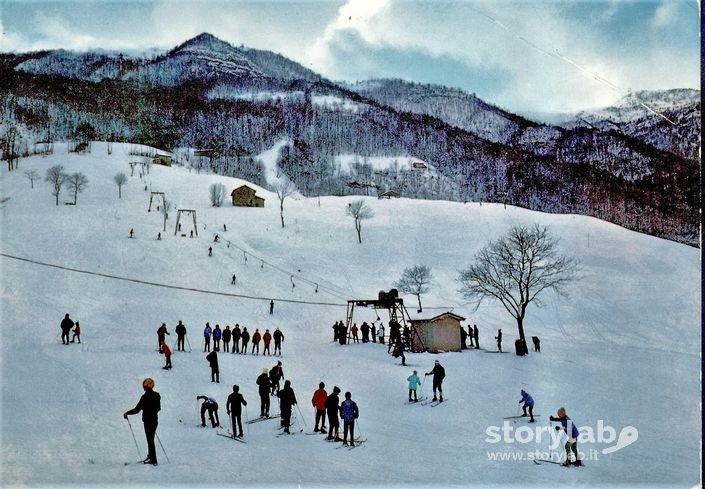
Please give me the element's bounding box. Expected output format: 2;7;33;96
485;420;639;455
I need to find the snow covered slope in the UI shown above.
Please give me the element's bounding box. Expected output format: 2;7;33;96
0;143;699;487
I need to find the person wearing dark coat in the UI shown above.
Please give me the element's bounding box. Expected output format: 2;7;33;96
495;329;503;352
232;324;242;353
460;325;468;349
392;339;406;366
175;320;187;351
60;314;74;345
256;368;271;417
123;378;161;465
467;326;474;348
269;361;284;394
370;323;377;343
473;324;480;349
226;385;248;437
425;360;446;402
277;380;298;433
240;327;250;354
532;336;541;352
212;324;222;351
273;327;284;356
222;325;232;352
157;323;170;351
360;322;370;342
197;395;220;428
206;350;219;383
325;386;342;441
339;391;359;446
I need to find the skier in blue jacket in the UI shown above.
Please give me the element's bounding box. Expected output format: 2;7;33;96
519;390;535;422
339;391;359;446
550;407;582;466
203;323;212;352
407;370;422;402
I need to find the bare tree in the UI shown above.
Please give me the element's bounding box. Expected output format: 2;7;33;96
114;172;128;199
458;224;580;344
3;125;20;171
346;199;374;244
24;169;39;188
45;165;68;205
209;183;226;207
273;179;296;228
67;172;88;205
395;265;433;313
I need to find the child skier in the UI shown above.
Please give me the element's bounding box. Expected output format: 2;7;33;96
407;370;421;402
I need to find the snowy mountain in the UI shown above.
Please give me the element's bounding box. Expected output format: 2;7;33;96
0;142;700;487
0;34;699;245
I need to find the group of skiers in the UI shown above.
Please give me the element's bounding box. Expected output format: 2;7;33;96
202;322;284;356
311;382;360;446
332;320;387;345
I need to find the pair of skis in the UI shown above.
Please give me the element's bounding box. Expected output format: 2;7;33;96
216;432;246;443
420;398;447;407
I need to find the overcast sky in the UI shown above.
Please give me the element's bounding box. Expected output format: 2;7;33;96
0;0;699;113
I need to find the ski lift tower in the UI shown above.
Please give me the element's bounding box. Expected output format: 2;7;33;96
345;289;425;352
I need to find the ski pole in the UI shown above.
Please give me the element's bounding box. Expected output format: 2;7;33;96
295;404;308;428
186;335;192;352
125;418;142;460
230;413;235;439
155;432;170;464
245;405;250;436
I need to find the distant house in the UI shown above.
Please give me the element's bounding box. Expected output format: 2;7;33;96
152;154;172;166
231;185;265;207
412;161;427;170
194;149;216;158
410;312;465;353
379;190;400;199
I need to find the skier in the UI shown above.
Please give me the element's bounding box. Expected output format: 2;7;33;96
360;321;370;342
251;328;261;355
460;325;467;349
232;324;242;354
377;323;385;344
161;342;172;369
231;274;237;285
388;321;401;353
277;380;298;434
337;322;346;345
273;327;284;356
70;321;81;344
175;320;187;352
425;360;445;402
495;329;502;352
222;325;232;353
157;322;170;351
311;382;328;433
532;336;541;352
208;246;212;257
129;228;134;238
518;390;535;422
206;350;219;383
407;370;421;402
392;339;406;366
262;329;272;356
203;323;212;352
332;321;339;342
467;325;474;348
256;368;271;417
370;323;377;343
269;299;274;315
240;327;250;354
212;324;222;351
325;386;342;441
339;391;359;446
60;313;74;345
226;385;247;438
549;407;582;466
473;324;479;349
351;323;359;343
269;361;284;395
197;395;220;428
123;378;160;465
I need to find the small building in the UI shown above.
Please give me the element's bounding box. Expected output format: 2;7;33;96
194;149;216;158
379;190;400;199
152;154;172;166
231;185;265;207
410;311;465;353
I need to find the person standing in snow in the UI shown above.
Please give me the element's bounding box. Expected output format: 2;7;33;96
206;350;219;383
377;323;385;344
370;322;376;343
425;360;445;402
222;325;232;353
212;324;222;351
495;329;502;352
532;336;541;352
175;320;187;352
256;368;271;417
232;324;242;354
273;327;284;356
325;386;342;441
161;343;172;370
407;370;422;402
392;339;406;366
311;382;328;433
157;322;170;351
518;390;535;422
332;321;339;342
269;361;284;395
197;395;220;428
70;321;81;344
226;385;247;438
550;407;582;466
360;322;370;342
473;324;479;349
339;392;359;446
467;325;474;348
240;327;250;354
460;325;467;349
251;328;262;355
123;378;160;465
277;380;298;434
262;329;272;356
203;323;212;352
269;300;274;315
60;313;74;345
351;323;359;343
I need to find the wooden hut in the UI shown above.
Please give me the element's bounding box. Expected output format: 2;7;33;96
231;185;265;207
410;312;465;353
152;154;172;166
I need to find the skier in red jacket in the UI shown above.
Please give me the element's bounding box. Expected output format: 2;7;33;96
311;382;328;432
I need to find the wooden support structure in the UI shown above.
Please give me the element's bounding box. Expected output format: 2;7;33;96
148;191;165;212
175;209;198;236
